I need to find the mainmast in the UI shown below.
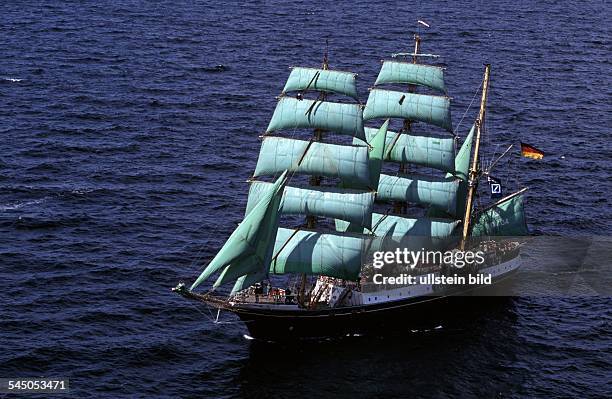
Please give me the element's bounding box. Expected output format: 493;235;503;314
461;64;491;245
394;34;421;214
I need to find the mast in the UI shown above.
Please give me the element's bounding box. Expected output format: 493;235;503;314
394;34;421;214
299;42;330;306
461;64;491;246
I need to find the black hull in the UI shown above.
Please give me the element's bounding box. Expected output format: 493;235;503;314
234;278;517;340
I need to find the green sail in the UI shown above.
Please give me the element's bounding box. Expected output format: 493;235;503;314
266;96;366;140
375;61;446;93
366;119;388;189
454;124;474;181
363;89;452;132
370;213;460;250
335;213;460;249
471;193;529;237
360;127;455;173
338;120;388;233
435;124;474;218
253;137;371;187
369;213;460;238
377;173;460;216
282;67;358;99
246;181;375;229
363;89;453;132
269;227;368;281
190;171;288;291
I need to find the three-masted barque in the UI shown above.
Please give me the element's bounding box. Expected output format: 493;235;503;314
174;29;529;340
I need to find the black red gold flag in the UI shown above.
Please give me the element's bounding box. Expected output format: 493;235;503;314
520;142;544;159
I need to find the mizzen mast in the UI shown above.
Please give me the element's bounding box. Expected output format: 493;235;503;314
461;64;491;245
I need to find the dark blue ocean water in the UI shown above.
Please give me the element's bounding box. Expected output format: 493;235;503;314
1;1;611;398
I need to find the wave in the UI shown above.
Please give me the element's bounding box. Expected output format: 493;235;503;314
1;77;24;83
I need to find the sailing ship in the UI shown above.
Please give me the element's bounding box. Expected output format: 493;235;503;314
174;30;529;340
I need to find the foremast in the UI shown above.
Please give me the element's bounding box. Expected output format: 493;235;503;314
299;47;330;306
187;44;384;298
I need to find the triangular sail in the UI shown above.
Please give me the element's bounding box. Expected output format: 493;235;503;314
366;120;388;189
190;171;288;291
266;96;366;140
454;124;474;181
375;60;446;93
282;67;358;99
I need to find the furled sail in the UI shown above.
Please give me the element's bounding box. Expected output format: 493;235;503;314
268;227;369;281
376;173;460;215
190;172;288;291
282;67;358;99
471;193;529;236
246;181;375;229
253;136;371;188
361;127;455;173
363;89;452;132
266;96;366;140
375;61;446;93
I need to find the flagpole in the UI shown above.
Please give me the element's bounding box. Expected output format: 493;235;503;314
461;64;491;248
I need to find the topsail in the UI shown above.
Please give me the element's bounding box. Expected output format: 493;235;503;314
375;60;446;93
363;89;452;132
282;67;359;99
267;96;366;140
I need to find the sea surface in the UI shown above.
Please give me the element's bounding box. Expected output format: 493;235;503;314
1;1;611;398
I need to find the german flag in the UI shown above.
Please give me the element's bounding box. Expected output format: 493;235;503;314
521;142;544;159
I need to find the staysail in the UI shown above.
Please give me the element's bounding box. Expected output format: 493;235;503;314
454;124;474;181
190;171;288;291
